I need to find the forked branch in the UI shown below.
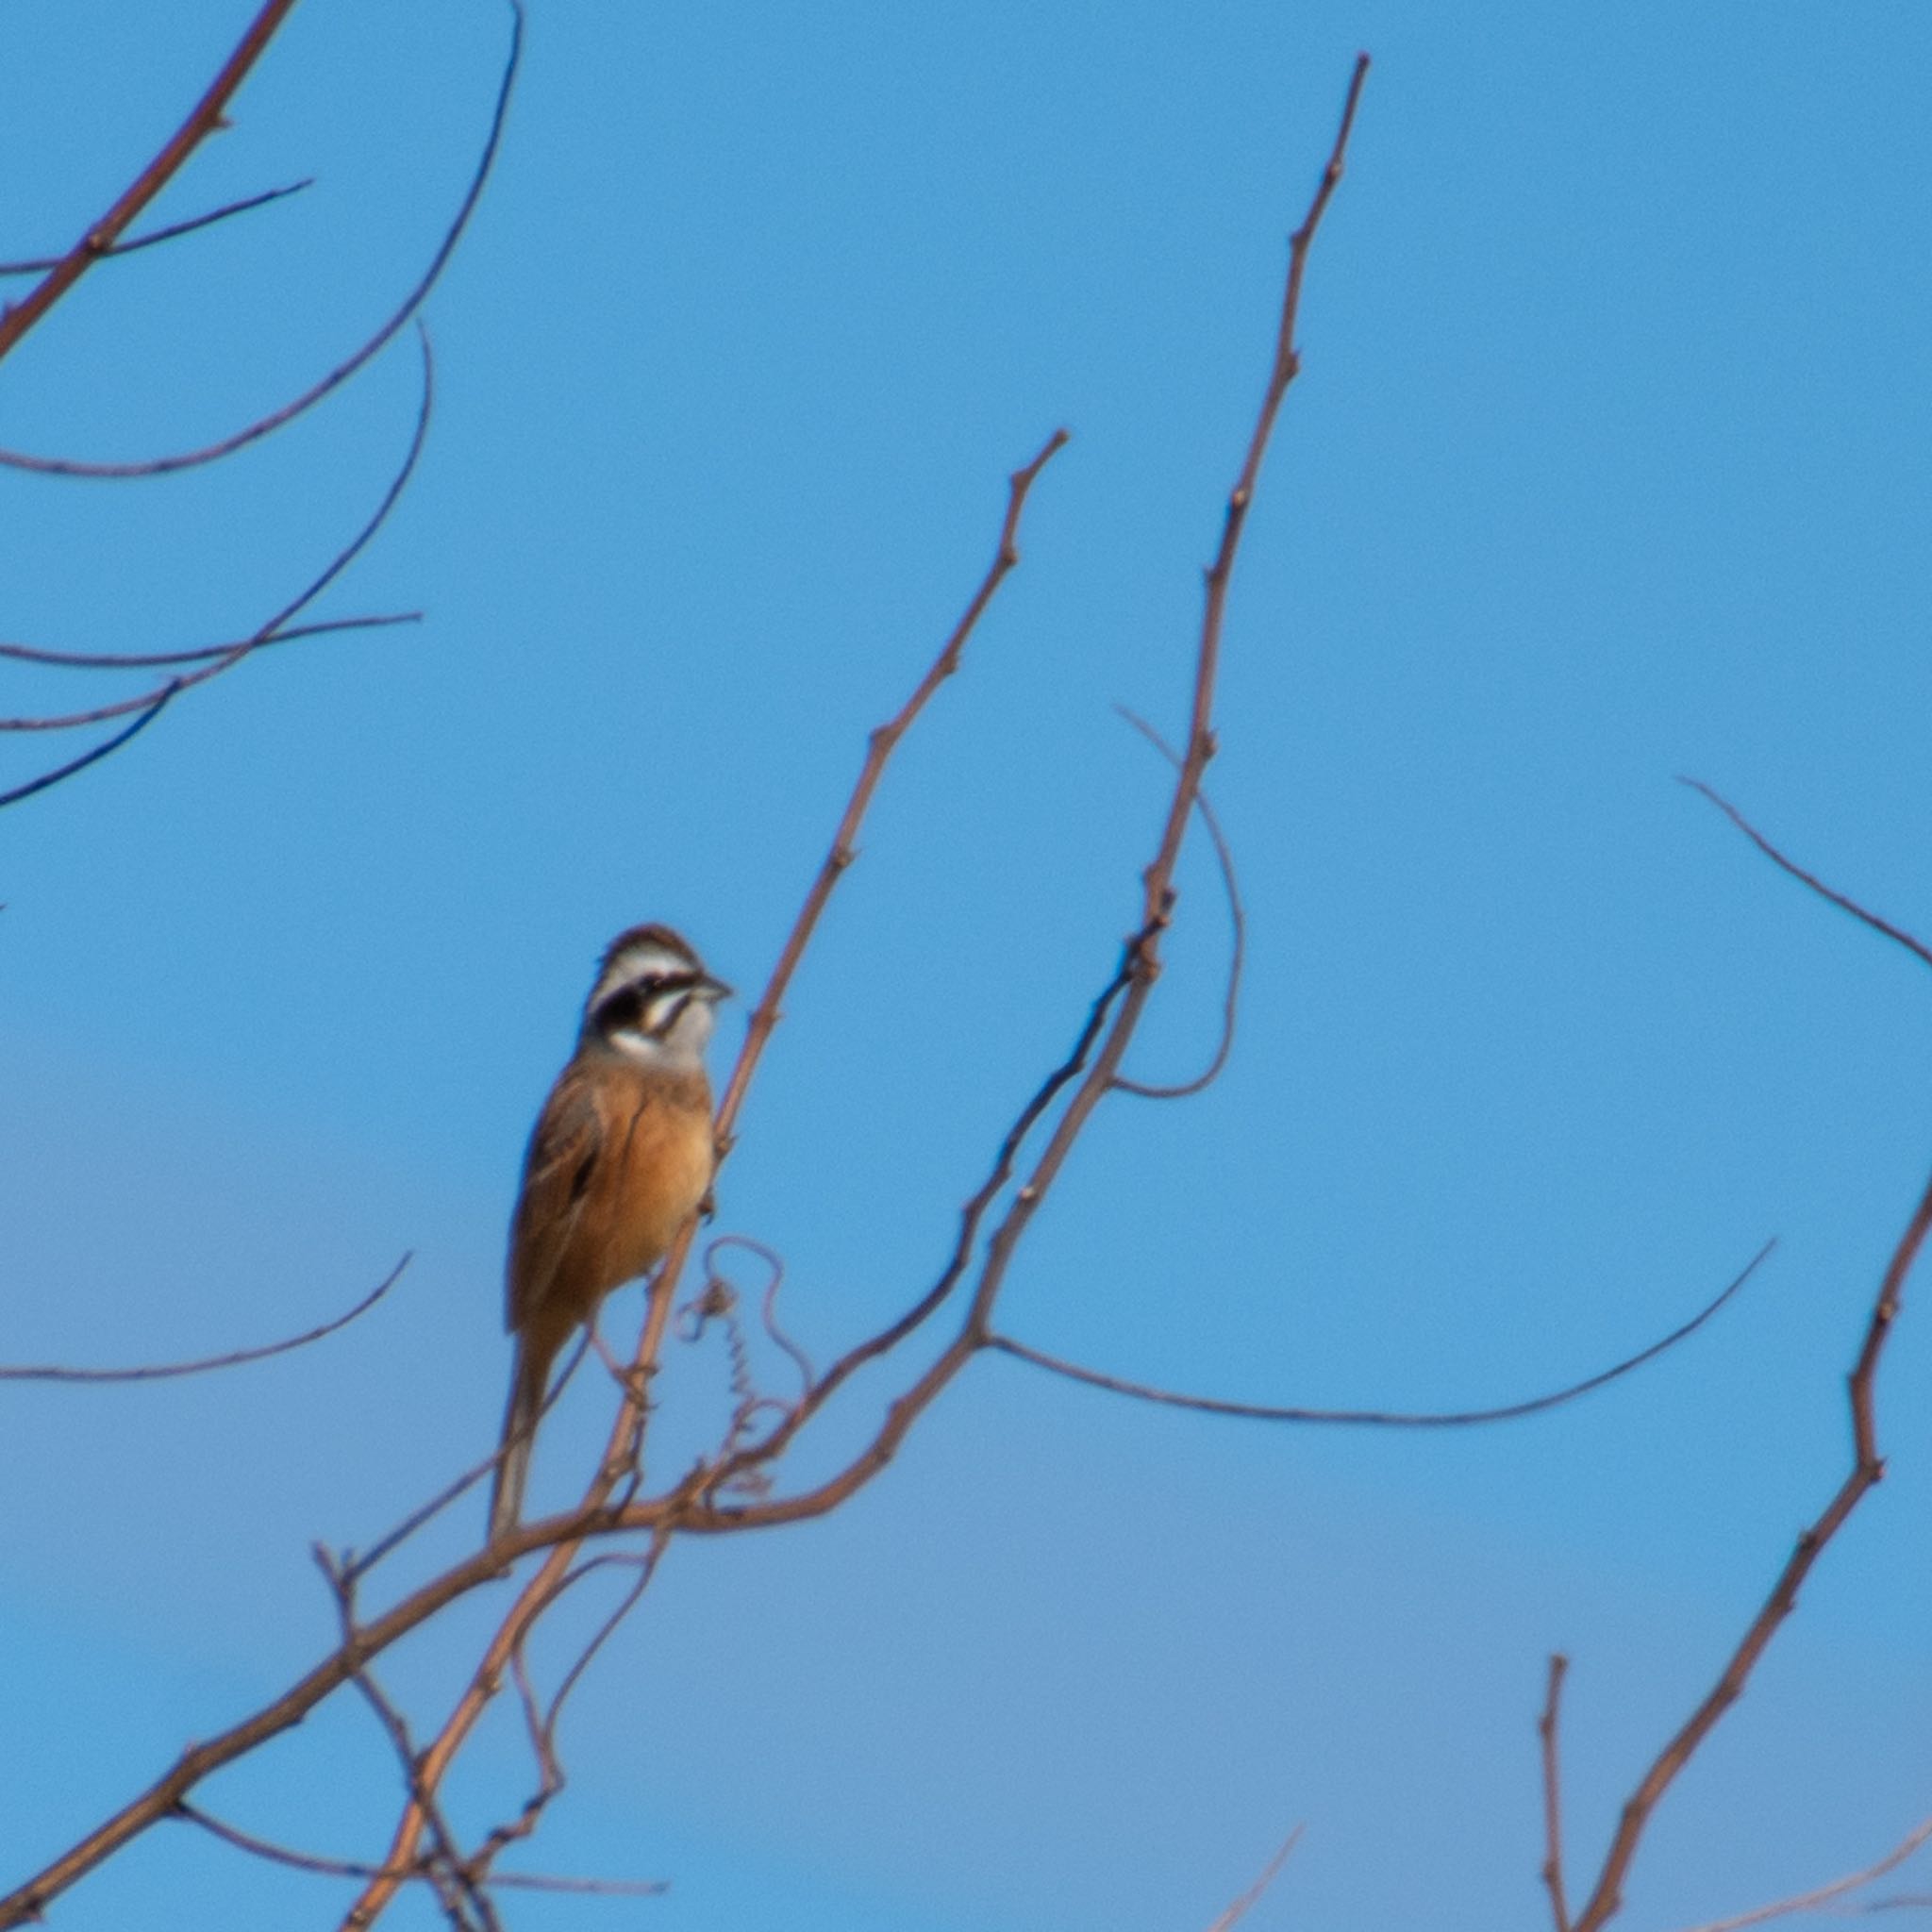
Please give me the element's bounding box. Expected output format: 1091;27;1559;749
0;0;299;366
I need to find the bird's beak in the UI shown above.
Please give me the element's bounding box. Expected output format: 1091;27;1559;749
697;974;732;1004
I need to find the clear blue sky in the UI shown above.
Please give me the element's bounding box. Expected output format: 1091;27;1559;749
2;3;1928;1928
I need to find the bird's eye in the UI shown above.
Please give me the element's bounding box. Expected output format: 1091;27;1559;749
595;987;643;1033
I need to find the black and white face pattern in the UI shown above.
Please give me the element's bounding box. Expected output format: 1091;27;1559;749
584;938;727;1069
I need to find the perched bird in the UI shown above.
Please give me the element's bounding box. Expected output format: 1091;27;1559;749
489;924;729;1541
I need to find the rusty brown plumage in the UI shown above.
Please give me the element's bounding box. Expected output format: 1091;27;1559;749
489;928;723;1541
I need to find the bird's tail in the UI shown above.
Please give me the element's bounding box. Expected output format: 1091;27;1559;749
488;1337;551;1543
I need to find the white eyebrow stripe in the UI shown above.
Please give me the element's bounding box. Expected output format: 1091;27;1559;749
587;941;697;1012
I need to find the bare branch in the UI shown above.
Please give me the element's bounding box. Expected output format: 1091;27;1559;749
1541;1655;1573;1932
1202;1825;1304;1932
0;63;1371;1921
1680;778;1932;974
709;424;1070;1150
0;8;520;479
0;613;419;672
0;0;300;365
1;325;434;737
983;1240;1772;1429
174;1806;664;1899
341;1331;592;1587
0;686;176;812
1569;1170;1932;1932
0;180;312;277
1110;706;1245;1100
1667;1816;1932;1932
0;1256;408;1384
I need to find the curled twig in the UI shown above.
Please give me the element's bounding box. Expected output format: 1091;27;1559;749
1110;705;1245;1100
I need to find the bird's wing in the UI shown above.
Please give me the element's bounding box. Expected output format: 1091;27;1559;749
505;1067;607;1333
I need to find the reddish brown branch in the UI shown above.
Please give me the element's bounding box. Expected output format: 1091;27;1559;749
709;425;1069;1149
1568;1168;1932;1932
0;63;1371;1924
984;1240;1770;1428
0;8;519;480
0;1256;408;1383
1540;1655;1573;1932
337;432;1074;1924
0;0;300;366
0;180;311;277
1203;1824;1304;1932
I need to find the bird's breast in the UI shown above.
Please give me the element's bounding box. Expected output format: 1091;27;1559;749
582;1066;714;1290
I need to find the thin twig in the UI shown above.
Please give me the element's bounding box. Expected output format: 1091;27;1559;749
0;1256;408;1383
1110;706;1245;1099
1203;1824;1304;1932
1540;1655;1573;1932
0;0;301;365
341;1330;591;1586
984;1240;1771;1428
1667;1815;1932;1932
0;613;419;671
1;327;433;734
0;687;175;811
1679;779;1932;974
709;425;1070;1151
1569;1169;1932;1932
0;180;311;276
174;1805;664;1898
0;7;519;479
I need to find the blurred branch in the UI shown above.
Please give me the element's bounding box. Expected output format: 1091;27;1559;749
0;6;520;480
0;1257;408;1384
0;0;300;366
1567;1166;1932;1932
984;1239;1772;1428
1202;1824;1303;1932
1541;1655;1573;1932
0;180;311;277
1668;1815;1932;1932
